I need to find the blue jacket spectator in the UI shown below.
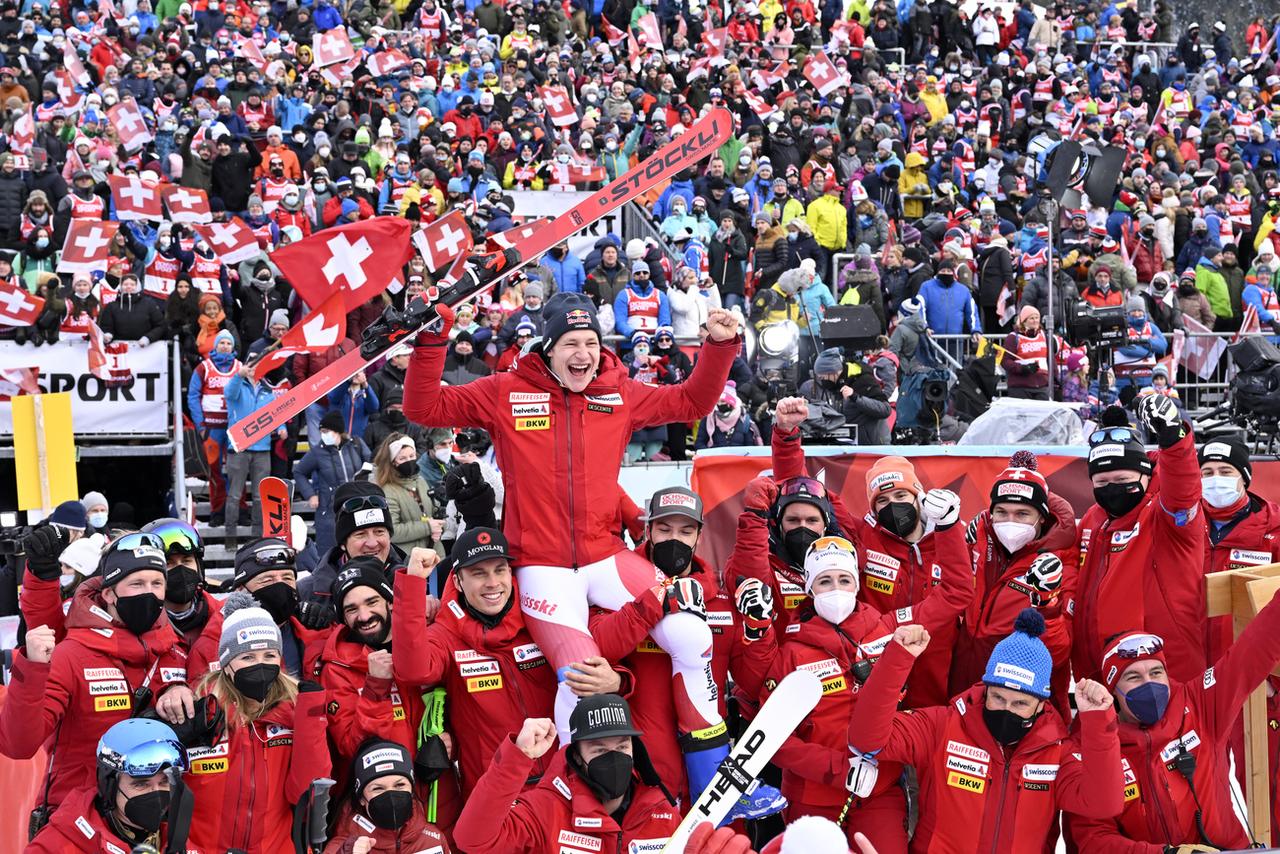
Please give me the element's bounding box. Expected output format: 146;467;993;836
1242;276;1280;342
918;262;982;335
543;245;587;294
613;268;672;343
652;176;696;221
327;378;380;440
295;413;371;554
225;372;282;452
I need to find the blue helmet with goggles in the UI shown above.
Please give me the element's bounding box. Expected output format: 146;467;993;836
96;718;188;799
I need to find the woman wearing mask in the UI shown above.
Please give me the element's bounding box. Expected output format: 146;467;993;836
324;740;452;854
296;410;372;556
373;433;444;557
194;293;236;358
693;383;761;449
188;593;330;853
19;223;58;289
19;272;64;347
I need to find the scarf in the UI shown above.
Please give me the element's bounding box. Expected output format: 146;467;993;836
712;399;740;433
197;311;227;357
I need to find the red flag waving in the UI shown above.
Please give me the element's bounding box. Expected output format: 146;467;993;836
108;174;163;221
272;216;414;311
702;27;728;56
313;28;355;66
11;107;33;154
540;86;578;128
0;280;44;326
163;185;212;224
602;18;626;45
367;48;411;77
803;50;847;97
636;12;662;49
253;291;348;379
743;90;772;119
58;220;120;275
411;210;473;274
108;100;153;151
63;40;91;87
194;219;261;265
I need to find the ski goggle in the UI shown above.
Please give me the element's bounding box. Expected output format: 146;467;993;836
1089;426;1138;446
106;532;166;555
145;520;202;556
339;495;389;515
1104;633;1164;661
779;477;827;500
810;535;855;553
99;735;189;777
244;543;297;569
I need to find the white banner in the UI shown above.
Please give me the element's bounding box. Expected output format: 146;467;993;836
0;340;170;436
506;190;626;259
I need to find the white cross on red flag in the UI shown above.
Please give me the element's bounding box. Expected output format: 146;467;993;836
313;28;355;67
58;220;120;275
411;210;473;274
702;27;728;56
10;107;33;155
539;86;578;128
163;185;213;224
636;12;662;49
63;40;92;87
602;18;626;45
752;61;788;91
320;55;361;87
108;100;154;151
108;174;163;221
743;90;772;119
252;291;348;380
803;50;847;97
0;366;40;401
53;70;84;114
485;219;547;252
193;219;261;266
0;280;45;326
241;37;269;73
272;216;414;311
367;48;411;77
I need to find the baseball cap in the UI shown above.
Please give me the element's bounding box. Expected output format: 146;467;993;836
645;487;704;525
568;693;642;743
451;527;512;570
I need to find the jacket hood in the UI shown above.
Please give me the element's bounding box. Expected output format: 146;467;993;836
905;152;926;168
65;575;180;661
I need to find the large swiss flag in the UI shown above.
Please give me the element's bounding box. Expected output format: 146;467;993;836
108;174;163;221
253;291;348;379
271;217;414;311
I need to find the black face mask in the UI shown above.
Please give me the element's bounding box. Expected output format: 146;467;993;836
876;501;919;539
783;526;821;566
253;581;298;624
820;378;840;392
983;705;1035;746
366;789;414;829
395;459;418;478
936;272;955;285
230;662;280;702
581;750;633;801
651;539;695;577
115;592;163;635
165;566;202;606
122;789;171;833
1093;480;1146;518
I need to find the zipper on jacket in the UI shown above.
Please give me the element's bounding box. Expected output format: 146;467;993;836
562;389;580;570
1143;729;1176;843
988;750;1013;852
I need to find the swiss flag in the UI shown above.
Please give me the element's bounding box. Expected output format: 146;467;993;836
108;100;154;151
411;210;473;274
163;185;213;224
253;291;348;380
743;90;772;119
58;221;120;275
241;38;269;73
804;51;848;97
194;219;261;265
752;60;788;91
486;219;546;252
540;86;578;128
367;48;411;77
108;174;163;221
702;27;728;56
63;41;92;87
10;107;33;154
0;366;40;401
272;217;414;311
602;18;626;45
313;28;355;67
636;12;662;49
0;280;44;326
54;70;84;114
320;55;360;87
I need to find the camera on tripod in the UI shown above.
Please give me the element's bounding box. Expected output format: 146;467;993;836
1066;302;1127;348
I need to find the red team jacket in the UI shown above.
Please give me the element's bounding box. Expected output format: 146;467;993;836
26;785;201;853
185;689;331;853
403;331;737;568
1070;432;1207;684
323;802;451;854
851;641;1125;854
315;626;423;759
0;579;187;809
452;738;682;854
1201;493;1280;662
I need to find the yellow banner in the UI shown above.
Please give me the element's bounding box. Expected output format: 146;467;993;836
13;393;77;512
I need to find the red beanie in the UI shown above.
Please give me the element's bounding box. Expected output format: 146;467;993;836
865;456;923;504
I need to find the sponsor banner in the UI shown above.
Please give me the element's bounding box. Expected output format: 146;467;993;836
507;191;626;258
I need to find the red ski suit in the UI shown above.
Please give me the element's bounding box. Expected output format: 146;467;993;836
1066;582;1280;852
1201;493;1280;663
587;546;778;802
185;689;331;854
403;331;738;569
950;497;1077;708
315;625;422;760
0;578;187;810
761;526;972;851
323;801;451;853
25;785;202;853
1069;430;1207;684
848;639;1125;854
452;738;682;854
19;567;68;640
767;425;964;706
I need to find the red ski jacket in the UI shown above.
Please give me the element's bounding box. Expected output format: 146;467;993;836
391;570;559;798
323;801;451;854
403;332;738;567
1069;431;1206;684
723;508;813;634
19;568;66;640
25;785;201;853
452;738;682;854
950;497;1077;703
185;689;330;854
1066;584;1280;852
316;625;423;760
849;640;1124;854
0;578;187;809
1201;493;1280;663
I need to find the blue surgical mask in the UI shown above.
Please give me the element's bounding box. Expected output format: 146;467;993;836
1122;680;1170;726
88;511;108;529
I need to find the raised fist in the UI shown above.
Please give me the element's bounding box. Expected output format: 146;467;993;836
661;577;707;620
1024;553;1063;606
920;489;960;530
743;477;779;513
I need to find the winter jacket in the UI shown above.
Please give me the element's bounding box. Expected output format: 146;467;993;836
327;382;380;440
0;169;27;245
324;802;451;853
1067;588;1280;852
25;785;187;853
98;291;166;342
186;689;331;853
1195;258;1232;320
889;312;931;373
452;738;681;854
708;228;749;297
298;544;408;608
542;251;587;294
0;578;186;809
1202;494;1280;665
586;260;631;308
805;194;848;251
694;411;761;449
838;267;887;332
315;625;422;760
852;641;1124;853
403;329;737;568
363;410;429;459
918;277;982;335
367;359;407;409
976;243;1014;308
381;474;442;555
295;438;371;553
225;374;286;452
754;228;791;289
1069;430;1206;685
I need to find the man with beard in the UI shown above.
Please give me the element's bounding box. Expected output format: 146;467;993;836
300;481;408;608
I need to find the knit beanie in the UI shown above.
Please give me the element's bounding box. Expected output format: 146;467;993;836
49;500;87;530
333;481;393;547
982;609;1052;699
1198;439;1252;486
540;291;601;351
813;348;844;375
218;591;283;666
761;816;851;854
81;491;108;512
352;740;414;798
268;309;290;329
1087;408;1153;477
60;533;106;577
989;451;1050;520
100;535;168;587
802;535;858;594
899;296;923;317
213;329;236;349
1100;630;1167;691
865;456;924;505
320;410;345;433
331;555;394;607
231;537;296;588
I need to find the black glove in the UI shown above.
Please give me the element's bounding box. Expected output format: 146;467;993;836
156;695;226;748
413;734;452;783
445;462;497;528
23;525;69;582
297;679;325;694
296;600;336;631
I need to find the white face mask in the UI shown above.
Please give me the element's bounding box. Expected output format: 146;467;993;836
1201;475;1241;509
434;447;452;463
88;511;109;529
992;520;1038;554
813;589;857;624
320;430;339;446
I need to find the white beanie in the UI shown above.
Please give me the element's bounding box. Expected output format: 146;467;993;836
60;533;107;577
801;536;858;594
625;238;646;261
779;816;850;854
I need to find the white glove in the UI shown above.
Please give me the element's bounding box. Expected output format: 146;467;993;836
1138;393;1180;432
138;336;150;348
1024;553;1064;606
921;488;961;530
735;577;774;641
845;748;880;798
102;332;113;343
661;577;707;620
